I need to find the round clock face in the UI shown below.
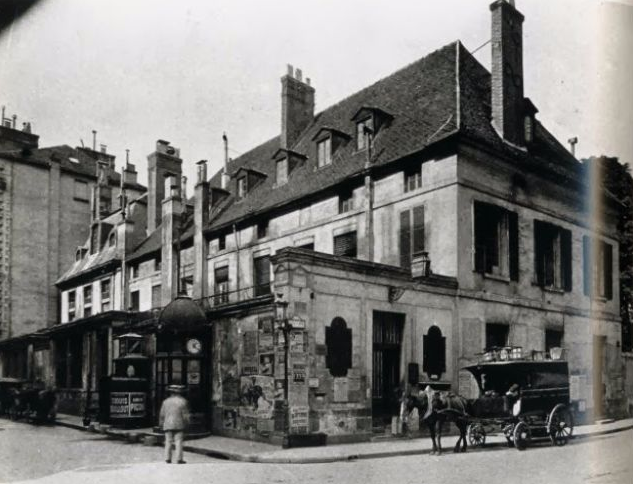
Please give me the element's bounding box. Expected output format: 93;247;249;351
186;338;202;355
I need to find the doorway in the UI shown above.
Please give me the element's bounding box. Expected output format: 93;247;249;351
155;332;211;427
372;311;404;425
592;335;606;420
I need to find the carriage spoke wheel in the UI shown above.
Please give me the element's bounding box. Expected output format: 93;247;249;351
513;421;530;451
467;423;486;447
548;404;574;446
503;424;515;447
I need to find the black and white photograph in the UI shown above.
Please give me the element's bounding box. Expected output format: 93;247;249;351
0;0;632;483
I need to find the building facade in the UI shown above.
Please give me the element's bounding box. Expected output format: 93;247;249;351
0;0;626;443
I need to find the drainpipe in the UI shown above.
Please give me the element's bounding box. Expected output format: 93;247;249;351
363;126;375;262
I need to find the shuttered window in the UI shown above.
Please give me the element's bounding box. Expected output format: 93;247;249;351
253;256;271;296
583;237;614;300
333;231;357;258
474;201;518;280
399;206;425;269
533;220;572;291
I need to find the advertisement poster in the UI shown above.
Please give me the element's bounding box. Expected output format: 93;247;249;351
289;406;309;434
242;357;259;376
292;363;306;384
223;408;237;429
243;331;258;357
334;377;349;402
289;330;307;354
259;353;274;376
222;375;240;406
240;375;275;418
259;333;274;353
110;392;146;418
258;317;274;333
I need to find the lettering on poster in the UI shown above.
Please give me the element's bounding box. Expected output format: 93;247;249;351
333;377;349;402
289;330;307;354
289;406;309;434
292;363;306;384
259;333;274;353
110;392;146;417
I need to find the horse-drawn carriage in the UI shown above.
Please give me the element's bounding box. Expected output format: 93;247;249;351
463;348;573;451
0;377;57;423
401;347;574;453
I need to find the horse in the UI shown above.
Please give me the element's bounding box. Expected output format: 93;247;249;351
401;385;470;455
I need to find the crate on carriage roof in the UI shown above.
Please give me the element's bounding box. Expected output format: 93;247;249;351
476;346;566;364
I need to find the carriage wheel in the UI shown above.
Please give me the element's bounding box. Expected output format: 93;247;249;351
513;421;530;451
548;404;574;446
503;424;515;447
467;423;486;447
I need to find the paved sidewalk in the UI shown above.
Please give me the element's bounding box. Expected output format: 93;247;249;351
54;413;633;464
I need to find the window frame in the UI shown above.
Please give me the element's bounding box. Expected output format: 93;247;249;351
404;165;422;193
317;137;332;168
338;189;354;214
533;220;572;291
333;231;358;258
276;158;288;186
473;201;519;281
356;117;373;151
237;176;247;199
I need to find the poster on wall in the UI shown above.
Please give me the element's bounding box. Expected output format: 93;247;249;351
289;406;309;434
258;317;274;333
259;353;274;375
333;377;349;402
240;375;275;418
243;330;258;357
259;333;274;353
289;330;307;354
223;409;237;429
222;375;240;406
292;363;306;384
242;357;259;376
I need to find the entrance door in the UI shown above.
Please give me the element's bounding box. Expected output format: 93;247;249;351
372;311;404;425
155;333;210;425
592;335;606;419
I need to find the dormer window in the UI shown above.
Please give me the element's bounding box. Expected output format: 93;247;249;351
404;164;422;193
522;98;538;145
356;118;373;151
351;106;393;151
317;138;332;167
75;248;82;262
276;158;288;186
237;177;247;199
339;188;354;214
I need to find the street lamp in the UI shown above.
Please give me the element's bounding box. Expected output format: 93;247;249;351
274;294;292;443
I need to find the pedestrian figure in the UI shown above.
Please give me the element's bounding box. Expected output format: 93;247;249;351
159;384;190;464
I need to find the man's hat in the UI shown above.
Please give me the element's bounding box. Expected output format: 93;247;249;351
167;384;186;394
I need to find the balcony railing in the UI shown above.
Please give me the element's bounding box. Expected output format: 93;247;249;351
199;283;272;310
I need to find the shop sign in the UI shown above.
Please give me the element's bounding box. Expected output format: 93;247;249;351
110;392;146;418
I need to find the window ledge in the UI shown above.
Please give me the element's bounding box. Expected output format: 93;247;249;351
473;270;511;283
539;285;566;294
590;296;608;303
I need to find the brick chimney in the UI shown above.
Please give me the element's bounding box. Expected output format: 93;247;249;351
161;174;182;303
193;160;210;300
281;65;315;149
147;140;182;234
490;0;525;146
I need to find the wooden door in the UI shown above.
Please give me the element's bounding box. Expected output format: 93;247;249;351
372;311;404;424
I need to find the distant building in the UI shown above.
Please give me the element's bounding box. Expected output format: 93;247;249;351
0;111;145;377
0;0;626;441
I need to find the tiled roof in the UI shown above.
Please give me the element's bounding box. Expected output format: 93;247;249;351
0;144;147;191
207;42;460;230
201;41;583;234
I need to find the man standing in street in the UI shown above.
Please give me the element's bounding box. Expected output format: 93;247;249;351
159;385;190;464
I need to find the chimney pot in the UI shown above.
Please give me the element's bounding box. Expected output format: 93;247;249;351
196;160;208;184
295;68;303;82
287;64;294;76
306;77;311;86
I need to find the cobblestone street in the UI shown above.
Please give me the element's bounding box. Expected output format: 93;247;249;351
1;418;631;484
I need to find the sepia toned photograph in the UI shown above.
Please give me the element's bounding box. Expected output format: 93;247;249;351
0;0;632;483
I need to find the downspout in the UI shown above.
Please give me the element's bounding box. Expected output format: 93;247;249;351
364;127;375;262
233;224;241;298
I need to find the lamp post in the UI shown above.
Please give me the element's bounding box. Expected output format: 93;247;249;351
274;294;291;442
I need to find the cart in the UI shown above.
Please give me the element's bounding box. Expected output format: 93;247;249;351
462;347;574;451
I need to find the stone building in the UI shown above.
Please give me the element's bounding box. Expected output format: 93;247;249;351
0;0;625;443
0;112;146;379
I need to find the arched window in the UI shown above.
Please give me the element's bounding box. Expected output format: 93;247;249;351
423;325;446;380
325;317;352;377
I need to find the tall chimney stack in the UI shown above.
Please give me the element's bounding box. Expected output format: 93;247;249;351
222;133;230;189
147;140;182;234
490;0;525;146
281;64;315;149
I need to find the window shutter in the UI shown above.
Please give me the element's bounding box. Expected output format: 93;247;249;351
509;211;519;281
534;220;545;286
473;203;484;273
253;256;271;296
583;236;592;296
412;205;425;254
604;242;613;300
561;229;572;292
333;232;357;258
399;210;411;268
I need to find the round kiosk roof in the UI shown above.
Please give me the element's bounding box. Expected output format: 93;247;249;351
158;294;207;331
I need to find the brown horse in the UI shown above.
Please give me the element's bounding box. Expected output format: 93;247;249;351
401;385;470;455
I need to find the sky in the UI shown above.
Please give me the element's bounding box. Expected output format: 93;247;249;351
1;0;632;194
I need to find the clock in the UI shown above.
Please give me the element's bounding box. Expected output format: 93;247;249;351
186;338;202;355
